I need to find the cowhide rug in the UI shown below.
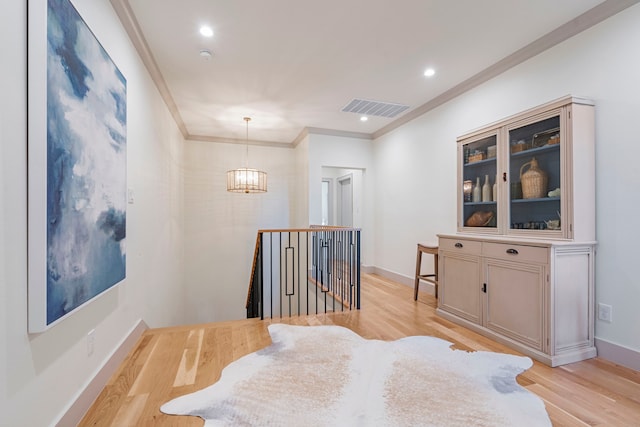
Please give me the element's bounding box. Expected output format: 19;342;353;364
161;324;551;426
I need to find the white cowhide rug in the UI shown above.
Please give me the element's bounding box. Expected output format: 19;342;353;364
161;324;551;426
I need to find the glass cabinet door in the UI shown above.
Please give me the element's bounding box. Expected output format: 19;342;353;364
460;133;498;231
507;113;562;234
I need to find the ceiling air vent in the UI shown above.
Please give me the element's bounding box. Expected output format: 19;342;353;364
341;98;410;118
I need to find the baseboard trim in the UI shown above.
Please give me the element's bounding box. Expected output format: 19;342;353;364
372;266;436;296
373;266;412;287
361;265;375;274
55;319;149;427
595;337;640;372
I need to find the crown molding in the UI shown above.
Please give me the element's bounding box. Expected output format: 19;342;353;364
291;128;309;148
373;0;640;140
291;127;372;148
109;0;188;138
305;127;372;140
187;134;293;149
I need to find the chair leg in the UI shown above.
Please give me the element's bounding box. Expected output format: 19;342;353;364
414;247;422;301
434;253;439;299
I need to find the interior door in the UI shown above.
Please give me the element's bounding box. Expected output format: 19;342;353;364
338;176;353;227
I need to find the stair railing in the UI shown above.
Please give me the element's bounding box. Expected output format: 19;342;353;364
246;227;361;319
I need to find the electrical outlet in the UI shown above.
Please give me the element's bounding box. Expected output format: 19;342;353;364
87;329;95;356
598;303;613;323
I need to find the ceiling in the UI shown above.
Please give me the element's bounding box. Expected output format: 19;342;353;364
111;0;620;145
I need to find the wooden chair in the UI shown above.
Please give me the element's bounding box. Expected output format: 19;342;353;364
414;243;438;300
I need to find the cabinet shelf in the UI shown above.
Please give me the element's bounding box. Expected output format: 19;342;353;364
511;197;560;204
464;201;497;206
464;157;496;167
511;143;560;159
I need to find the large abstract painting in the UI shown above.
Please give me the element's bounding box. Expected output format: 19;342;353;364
28;0;127;332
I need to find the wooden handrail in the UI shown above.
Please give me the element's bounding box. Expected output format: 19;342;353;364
256;226;359;233
245;232;262;309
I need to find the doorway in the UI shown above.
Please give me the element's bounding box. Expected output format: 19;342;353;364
321;178;332;225
337;174;353;227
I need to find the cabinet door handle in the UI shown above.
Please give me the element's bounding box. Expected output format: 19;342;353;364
503;172;507;182
506;248;519;255
455;243;463;248
482;283;487;293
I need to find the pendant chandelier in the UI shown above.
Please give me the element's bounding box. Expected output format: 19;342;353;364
226;117;267;193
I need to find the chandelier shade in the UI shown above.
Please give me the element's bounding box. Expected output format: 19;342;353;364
226;117;267;193
226;168;267;193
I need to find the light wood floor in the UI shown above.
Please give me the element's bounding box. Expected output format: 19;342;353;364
79;273;640;426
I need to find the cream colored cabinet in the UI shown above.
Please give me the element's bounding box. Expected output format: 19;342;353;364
438;239;482;324
437;235;595;367
483;246;545;352
440;96;596;367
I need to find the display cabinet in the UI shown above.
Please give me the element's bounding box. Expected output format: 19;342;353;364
440;96;596;367
458;96;595;241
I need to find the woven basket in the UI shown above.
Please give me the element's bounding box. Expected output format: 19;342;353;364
511;143;529;154
520;157;547;199
468;152;486;163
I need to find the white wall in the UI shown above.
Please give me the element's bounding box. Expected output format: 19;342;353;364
308;134;375;267
373;4;640;353
0;0;186;425
183;140;295;324
321;167;364;228
293;137;310;228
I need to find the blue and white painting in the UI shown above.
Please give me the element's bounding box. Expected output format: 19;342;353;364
45;0;126;325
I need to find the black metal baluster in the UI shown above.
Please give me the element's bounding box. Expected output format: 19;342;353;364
349;230;354;309
259;232;264;319
279;232;283;318
307;231;311;316
269;233;273;318
339;230;343;309
286;232;292;317
356;230;361;309
296;231;301;315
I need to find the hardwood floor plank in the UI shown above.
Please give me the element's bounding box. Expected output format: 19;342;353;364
542;399;591;427
109;393;148;427
78;273;640;427
193;326;231;389
172;329;204;387
528;382;622;426
560;360;640;405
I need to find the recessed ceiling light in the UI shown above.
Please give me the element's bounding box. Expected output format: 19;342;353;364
424;68;436;77
200;25;214;37
360;116;368;122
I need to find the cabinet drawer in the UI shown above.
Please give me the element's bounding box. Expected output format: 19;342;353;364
483;242;548;264
439;238;481;255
